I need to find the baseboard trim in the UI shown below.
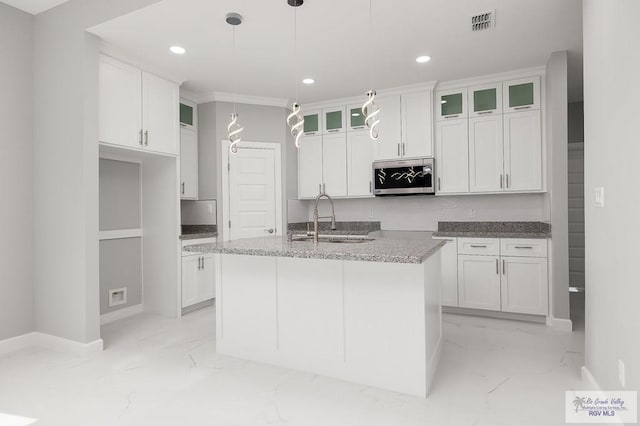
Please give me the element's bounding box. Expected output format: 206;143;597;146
0;332;103;357
546;315;573;332
100;304;143;325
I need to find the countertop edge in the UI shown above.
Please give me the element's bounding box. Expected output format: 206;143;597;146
432;231;551;239
179;232;218;240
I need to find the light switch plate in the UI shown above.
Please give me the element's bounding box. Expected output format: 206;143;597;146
594;187;604;208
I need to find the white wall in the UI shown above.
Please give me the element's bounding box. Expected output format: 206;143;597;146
0;3;34;341
583;0;640;391
32;0;162;344
544;51;571;320
306;194;547;230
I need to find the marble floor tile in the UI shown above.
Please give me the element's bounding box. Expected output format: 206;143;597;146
0;307;585;426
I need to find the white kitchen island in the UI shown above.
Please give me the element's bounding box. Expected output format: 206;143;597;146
186;235;444;398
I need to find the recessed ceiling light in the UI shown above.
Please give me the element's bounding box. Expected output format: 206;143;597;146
170;46;186;55
416;55;431;64
302;78;315;85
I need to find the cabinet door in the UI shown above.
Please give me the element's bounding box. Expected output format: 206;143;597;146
99;56;142;148
142;72;179;155
501;256;548;315
347;131;374;197
181;256;200;308
373;95;402;160
469;115;504;193
402;90;433;158
468;83;502;117
503;76;540;113
503;110;542;191
303;110;322;136
347;104;367;132
436;238;458;307
180;128;198;199
458;255;501;311
198;254;215;300
298;135;323;198
436;88;468;121
322;133;348;197
435;118;469;194
323;106;346;134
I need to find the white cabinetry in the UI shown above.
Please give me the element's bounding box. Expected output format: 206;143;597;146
501;256;548;315
469;115;504;192
181;253;215;309
435;118;469;194
322;106;346;134
374;95;403;160
503;110;542;191
298;135;324;198
180;127;198;199
458;255;502;311
347;131;374;197
434;237;458;307
322;133;348;197
99;55;179;156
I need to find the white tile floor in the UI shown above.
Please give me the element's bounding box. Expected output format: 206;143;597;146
0;306;585;426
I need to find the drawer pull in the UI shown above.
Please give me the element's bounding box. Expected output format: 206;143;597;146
514;246;534;249
495;259;499;274
470;244;488;248
502;259;506;275
514;106;531;110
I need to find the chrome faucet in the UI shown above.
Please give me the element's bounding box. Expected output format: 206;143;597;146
313;188;337;244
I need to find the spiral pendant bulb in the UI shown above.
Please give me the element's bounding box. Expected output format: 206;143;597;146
362;90;380;140
228;112;243;154
287;102;305;148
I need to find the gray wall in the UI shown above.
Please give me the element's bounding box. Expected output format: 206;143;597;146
568;101;584;143
99;159;141;231
0;3;34;341
584;0;640;391
99;238;142;314
32;0;161;344
181;199;217;225
544;51;570;321
198;101;297;239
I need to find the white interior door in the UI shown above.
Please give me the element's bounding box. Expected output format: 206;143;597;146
227;145;279;240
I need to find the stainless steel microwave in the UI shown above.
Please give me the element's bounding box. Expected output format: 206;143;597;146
372;158;435;196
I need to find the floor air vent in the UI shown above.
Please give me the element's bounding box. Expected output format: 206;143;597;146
471;10;495;31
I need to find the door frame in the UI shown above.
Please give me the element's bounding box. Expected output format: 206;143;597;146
221;140;283;242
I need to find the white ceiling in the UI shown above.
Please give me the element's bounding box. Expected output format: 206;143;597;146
88;0;583;104
2;0;70;14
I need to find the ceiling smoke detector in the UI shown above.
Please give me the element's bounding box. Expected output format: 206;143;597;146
471;10;495;31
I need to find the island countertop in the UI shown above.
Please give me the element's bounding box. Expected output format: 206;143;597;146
183;235;445;264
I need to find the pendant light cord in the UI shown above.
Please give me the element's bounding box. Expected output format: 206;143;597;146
368;0;373;90
232;25;237;113
294;6;299;103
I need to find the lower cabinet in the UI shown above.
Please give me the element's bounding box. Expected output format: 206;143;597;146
181;253;215;308
458;255;502;311
500;256;548;315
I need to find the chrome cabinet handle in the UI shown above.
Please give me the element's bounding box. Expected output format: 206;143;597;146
369;181;372;193
496;259;499;274
322;183;326;193
444;115;460;119
500;174;503;189
201;257;205;270
144;130;149;146
514;106;531;110
470;244;487;248
318;184;322;193
397;143;400;156
502;259;506;275
181;182;185;195
477;110;494;115
139;129;143;146
328;129;340;133
506;174;510;189
514;246;534;249
402;143;406;156
437;177;441;191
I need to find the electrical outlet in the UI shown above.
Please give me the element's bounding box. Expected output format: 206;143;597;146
594;187;604;208
469;209;477;218
619;359;626;388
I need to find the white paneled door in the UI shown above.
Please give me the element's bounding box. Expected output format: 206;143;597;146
226;143;282;241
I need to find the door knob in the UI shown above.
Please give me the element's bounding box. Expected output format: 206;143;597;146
266;228;274;234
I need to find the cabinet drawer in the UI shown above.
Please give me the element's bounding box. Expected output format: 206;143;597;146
457;238;499;256
500;238;547;258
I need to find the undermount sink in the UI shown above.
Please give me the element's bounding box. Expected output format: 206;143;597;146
290;235;375;244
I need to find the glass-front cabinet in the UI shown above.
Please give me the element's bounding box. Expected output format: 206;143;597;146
303;109;322;136
347;104;366;132
435;88;468;121
503;76;540;113
180;102;194;128
322;106;346;134
468;83;502;117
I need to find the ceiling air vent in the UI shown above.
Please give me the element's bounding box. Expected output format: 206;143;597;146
471;10;495;31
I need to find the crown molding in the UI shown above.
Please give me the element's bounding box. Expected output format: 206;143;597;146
195;91;289;108
179;88;199;104
435;65;546;91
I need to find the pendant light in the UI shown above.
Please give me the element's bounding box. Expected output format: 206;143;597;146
362;0;380;140
286;0;305;148
226;12;244;154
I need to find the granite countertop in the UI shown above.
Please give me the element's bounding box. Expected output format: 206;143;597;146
433;221;551;239
287;221;381;236
183;235;445;264
180;225;218;240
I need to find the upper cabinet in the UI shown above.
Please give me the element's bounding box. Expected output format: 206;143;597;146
303;110;322;136
503;76;540;113
468;83;502;117
436;88;468;121
180;102;196;130
373;95;402;160
347;104;367;132
99;55;179;156
180;127;198;200
323;106;346;134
